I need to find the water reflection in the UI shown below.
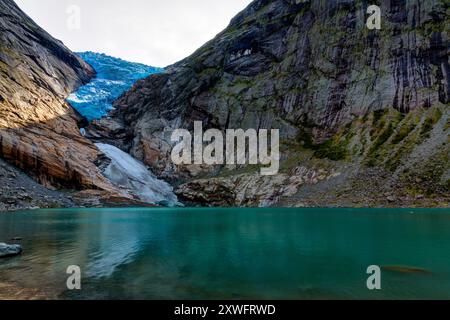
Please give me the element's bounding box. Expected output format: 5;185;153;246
0;208;449;299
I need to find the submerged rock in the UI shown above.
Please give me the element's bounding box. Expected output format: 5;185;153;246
0;243;22;258
382;265;431;275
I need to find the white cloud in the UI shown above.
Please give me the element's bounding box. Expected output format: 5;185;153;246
15;0;253;67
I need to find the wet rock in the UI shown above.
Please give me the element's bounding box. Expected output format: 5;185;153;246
0;243;23;258
382;265;431;275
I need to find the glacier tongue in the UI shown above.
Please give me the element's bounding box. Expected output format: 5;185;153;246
95;143;179;206
67;52;162;121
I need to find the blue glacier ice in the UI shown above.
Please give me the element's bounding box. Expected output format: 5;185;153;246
67;52;162;121
67;52;179;206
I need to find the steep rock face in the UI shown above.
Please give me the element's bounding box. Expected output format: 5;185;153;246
0;0;115;191
112;0;449;206
176;166;340;207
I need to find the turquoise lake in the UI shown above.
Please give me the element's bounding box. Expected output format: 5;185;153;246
0;208;449;300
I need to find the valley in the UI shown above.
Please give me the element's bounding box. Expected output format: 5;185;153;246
0;0;448;210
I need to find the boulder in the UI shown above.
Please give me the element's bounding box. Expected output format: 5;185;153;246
0;243;23;258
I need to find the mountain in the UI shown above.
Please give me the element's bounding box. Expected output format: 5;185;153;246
0;0;126;210
107;0;449;207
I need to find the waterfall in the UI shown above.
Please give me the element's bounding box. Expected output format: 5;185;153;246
96;143;179;207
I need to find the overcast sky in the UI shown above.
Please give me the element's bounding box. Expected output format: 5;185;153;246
15;0;252;67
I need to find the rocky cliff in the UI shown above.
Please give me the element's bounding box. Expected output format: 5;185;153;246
110;0;449;207
0;0;126;210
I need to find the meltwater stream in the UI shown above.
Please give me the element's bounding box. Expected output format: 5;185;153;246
67;52;178;206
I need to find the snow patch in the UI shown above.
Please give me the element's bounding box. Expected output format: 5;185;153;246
96;143;179;207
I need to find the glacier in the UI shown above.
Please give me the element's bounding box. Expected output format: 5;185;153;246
67;52;162;121
66;52;178;206
96;143;179;207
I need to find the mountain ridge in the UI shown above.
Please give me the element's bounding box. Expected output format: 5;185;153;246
0;0;137;210
107;0;449;207
0;0;448;209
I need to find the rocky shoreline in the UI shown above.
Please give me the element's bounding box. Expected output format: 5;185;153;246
0;159;75;212
1;155;448;211
0;157;158;212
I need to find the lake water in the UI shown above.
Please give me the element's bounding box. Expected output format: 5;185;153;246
0;208;449;300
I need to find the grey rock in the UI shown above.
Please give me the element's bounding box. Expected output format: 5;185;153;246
387;196;397;203
0;243;22;258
